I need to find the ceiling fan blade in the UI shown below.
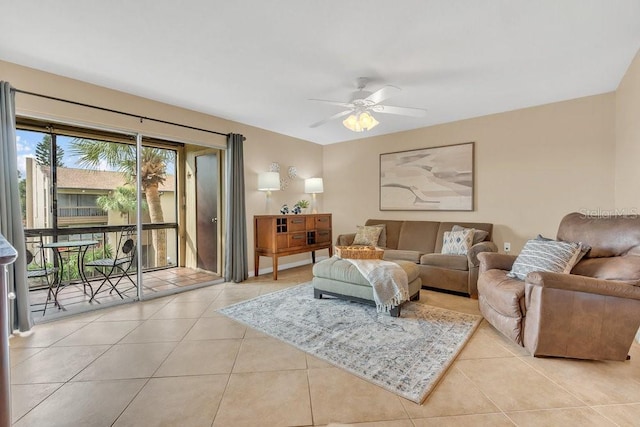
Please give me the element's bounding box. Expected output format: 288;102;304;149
364;85;401;104
309;110;353;128
308;98;354;108
376;105;428;117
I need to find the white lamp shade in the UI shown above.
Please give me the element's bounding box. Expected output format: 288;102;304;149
258;172;280;191
304;177;324;194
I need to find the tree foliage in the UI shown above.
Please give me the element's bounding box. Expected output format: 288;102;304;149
35;135;65;167
97;186;148;220
18;171;26;220
69;138;173;266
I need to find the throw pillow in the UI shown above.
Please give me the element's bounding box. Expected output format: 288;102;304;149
452;225;489;245
507;239;582;280
369;223;387;248
353;225;384;246
536;234;591;266
441;229;474;255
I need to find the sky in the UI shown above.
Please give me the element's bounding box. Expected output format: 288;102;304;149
15;129;89;177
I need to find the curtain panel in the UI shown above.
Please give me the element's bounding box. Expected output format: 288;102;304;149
0;82;32;333
224;133;248;282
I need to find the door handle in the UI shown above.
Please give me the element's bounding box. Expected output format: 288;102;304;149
211;218;218;223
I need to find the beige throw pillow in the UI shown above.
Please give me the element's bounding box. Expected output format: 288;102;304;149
353;225;384;246
369;224;387;248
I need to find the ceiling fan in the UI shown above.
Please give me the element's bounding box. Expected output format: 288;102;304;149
309;77;427;132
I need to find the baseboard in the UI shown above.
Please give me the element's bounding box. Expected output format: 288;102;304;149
249;255;330;278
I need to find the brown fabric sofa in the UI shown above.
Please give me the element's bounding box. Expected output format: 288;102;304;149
478;212;640;361
336;219;497;297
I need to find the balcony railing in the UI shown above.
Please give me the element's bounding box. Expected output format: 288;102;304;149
58;206;108;218
24;224;178;286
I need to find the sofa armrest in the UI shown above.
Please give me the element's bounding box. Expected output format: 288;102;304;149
467;241;498;267
526;272;640;301
478;252;517;274
336;233;356;246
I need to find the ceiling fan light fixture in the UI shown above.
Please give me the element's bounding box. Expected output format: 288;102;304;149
359;111;379;130
342;111;379;132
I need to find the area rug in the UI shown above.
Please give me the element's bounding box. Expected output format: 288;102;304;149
218;283;481;403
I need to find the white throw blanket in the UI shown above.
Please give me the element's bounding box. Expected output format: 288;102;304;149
345;259;410;313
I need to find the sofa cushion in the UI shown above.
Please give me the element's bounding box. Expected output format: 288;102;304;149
383;249;423;263
420;253;468;271
353;225;384;246
507;239;582;280
452;225;489;245
441;229;474;255
396;221;440;253
570;256;640;281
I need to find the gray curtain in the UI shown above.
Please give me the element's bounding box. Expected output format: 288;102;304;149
0;82;32;333
224;133;248;282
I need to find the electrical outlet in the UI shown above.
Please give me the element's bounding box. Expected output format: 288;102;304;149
504;242;511;253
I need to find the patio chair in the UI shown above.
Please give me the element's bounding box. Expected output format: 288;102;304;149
25;234;59;315
86;227;137;302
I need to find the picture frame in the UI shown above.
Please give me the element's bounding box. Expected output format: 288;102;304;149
379;142;474;211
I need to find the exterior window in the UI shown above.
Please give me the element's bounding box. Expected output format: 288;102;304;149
17;125;179;271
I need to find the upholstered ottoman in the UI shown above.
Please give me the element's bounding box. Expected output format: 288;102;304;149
312;257;422;317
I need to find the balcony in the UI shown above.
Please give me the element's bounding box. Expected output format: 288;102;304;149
25;224;220;320
57;206;108;226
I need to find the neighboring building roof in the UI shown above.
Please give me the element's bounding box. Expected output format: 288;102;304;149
55;167;176;192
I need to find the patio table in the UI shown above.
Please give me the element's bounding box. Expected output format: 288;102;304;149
42;240;98;308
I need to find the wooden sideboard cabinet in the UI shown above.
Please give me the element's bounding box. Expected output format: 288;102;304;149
254;213;333;279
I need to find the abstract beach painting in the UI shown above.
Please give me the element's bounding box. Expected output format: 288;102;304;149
380;142;474;211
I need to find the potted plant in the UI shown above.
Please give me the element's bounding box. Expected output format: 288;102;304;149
294;199;310;214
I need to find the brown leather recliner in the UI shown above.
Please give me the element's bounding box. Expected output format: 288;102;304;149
477;212;640;361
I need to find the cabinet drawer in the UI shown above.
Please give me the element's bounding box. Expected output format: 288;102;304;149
288;232;306;247
288;217;306;231
316;230;332;243
316;215;331;229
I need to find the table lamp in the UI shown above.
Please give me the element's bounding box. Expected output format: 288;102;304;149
258;171;280;213
304;177;324;214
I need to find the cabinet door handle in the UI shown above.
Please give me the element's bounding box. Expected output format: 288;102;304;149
319;231;329;236
292;219;304;224
291;235;304;240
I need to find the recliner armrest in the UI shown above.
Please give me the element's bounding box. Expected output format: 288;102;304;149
526;271;640;301
336;233;356;246
478;252;517;274
467;241;498;267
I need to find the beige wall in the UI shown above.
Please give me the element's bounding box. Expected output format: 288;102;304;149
615;48;640;212
4;56;636;273
323;93;616;253
1;60;323;276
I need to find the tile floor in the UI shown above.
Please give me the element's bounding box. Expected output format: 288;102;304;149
9;265;640;426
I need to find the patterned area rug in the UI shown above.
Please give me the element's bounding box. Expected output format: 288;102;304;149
219;283;481;403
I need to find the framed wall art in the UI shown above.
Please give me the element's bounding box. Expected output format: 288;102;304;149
379;142;474;211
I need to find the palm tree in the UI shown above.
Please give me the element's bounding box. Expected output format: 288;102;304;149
70;139;172;267
97;186;148;223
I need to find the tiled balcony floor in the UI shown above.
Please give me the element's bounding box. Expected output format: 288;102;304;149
29;267;222;321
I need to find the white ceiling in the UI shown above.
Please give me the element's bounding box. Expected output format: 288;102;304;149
2;1;640;145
